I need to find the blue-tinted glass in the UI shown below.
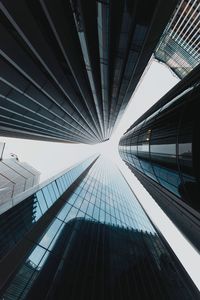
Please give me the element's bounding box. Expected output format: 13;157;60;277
42;187;53;207
93;206;99;219
95;198;101;208
67;194;78;205
73;196;83;208
57;203;72;221
3;156;196;299
80;200;89;212
27;245;47;267
56;178;64;194
64;174;70;188
59;177;66;191
36;190;48;214
86;203;94;216
47;184;57;203
61;175;67;188
99;210;105;222
39;218;63;249
65;207;78;223
52;181;60;198
77;210;85;218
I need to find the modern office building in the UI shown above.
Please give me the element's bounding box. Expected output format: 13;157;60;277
0;0;177;143
0;144;40;212
0;155;199;299
119;64;200;251
154;0;200;78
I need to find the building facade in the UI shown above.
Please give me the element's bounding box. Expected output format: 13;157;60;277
154;0;200;78
0;155;199;299
119;64;200;251
0;155;40;212
0;0;177;143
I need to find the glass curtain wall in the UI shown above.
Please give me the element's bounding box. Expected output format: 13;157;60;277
154;0;200;78
1;157;198;300
119;82;200;211
0;155;96;261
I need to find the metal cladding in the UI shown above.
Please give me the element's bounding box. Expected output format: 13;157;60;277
154;0;200;78
0;0;177;144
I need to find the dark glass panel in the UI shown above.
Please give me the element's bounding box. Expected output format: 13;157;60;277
7;219;194;300
1;158;198;299
178;92;200;210
0;195;36;259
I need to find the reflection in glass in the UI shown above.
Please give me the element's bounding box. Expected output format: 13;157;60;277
150;144;176;155
0;156;96;265
1;157;198;299
119;88;200;209
178;143;192;156
4;218;196;300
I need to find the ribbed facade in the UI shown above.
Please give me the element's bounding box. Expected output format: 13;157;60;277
119;65;200;251
0;156;199;299
154;0;200;78
0;157;40;207
0;0;177;143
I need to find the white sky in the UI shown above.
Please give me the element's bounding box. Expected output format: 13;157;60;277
1;59;200;290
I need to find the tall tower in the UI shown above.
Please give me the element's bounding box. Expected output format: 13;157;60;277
0;0;177;143
0;155;198;299
119;65;200;251
154;0;200;78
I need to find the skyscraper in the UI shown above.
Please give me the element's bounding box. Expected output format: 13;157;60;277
0;143;40;213
154;0;200;78
0;155;199;299
119;64;200;251
0;0;177;143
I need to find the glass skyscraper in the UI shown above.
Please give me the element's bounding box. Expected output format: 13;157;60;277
0;0;177;143
0;155;198;299
154;0;200;78
119;64;200;251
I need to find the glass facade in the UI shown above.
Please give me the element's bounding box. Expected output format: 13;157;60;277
154;0;200;79
0;157;198;299
119;66;200;250
119;81;200;211
0;155;96;261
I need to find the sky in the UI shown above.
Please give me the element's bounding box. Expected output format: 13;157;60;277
1;59;200;290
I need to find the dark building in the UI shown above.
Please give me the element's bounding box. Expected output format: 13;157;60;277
154;0;200;78
0;155;199;299
119;64;200;251
0;0;177;143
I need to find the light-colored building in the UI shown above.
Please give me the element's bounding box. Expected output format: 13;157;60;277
0;145;40;205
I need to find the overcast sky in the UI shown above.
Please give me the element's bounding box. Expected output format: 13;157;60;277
1;59;200;290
